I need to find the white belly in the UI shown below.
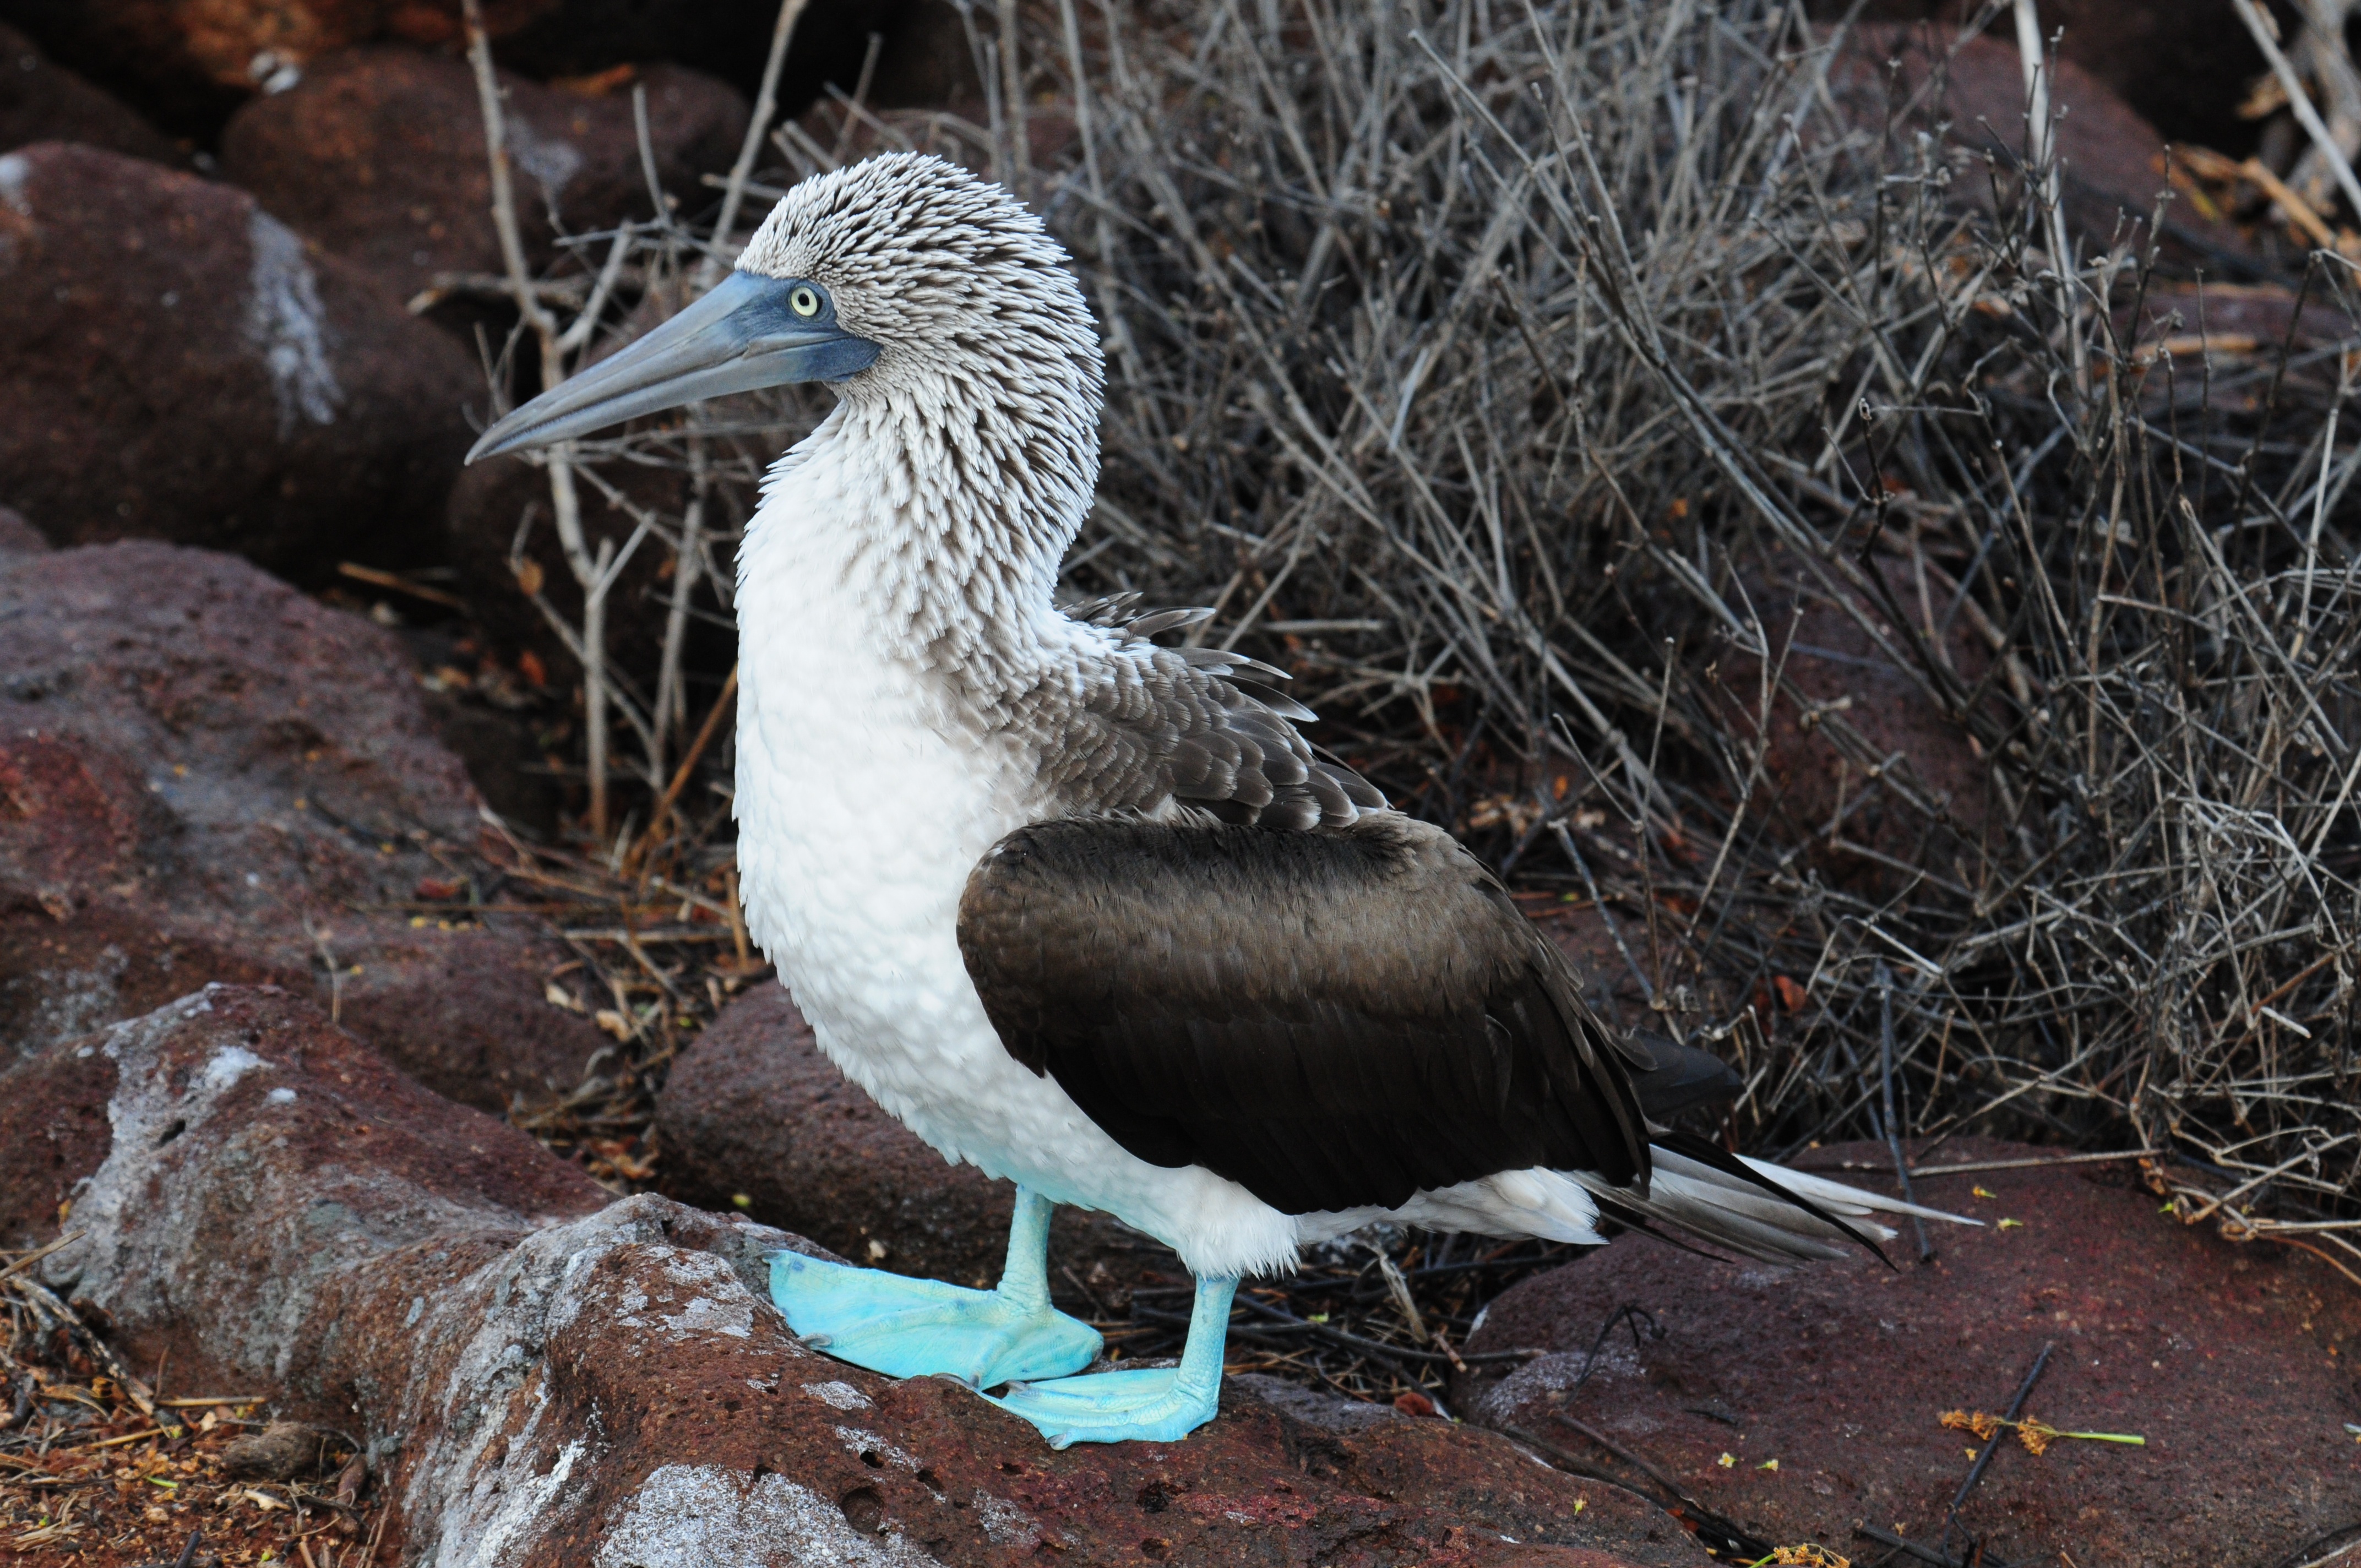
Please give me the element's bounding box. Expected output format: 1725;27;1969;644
730;467;1302;1279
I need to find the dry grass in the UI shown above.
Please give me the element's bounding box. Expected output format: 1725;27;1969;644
0;1242;388;1566
460;0;2361;1286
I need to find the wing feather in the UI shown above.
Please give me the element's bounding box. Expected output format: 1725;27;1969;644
958;814;1649;1215
1032;600;1380;826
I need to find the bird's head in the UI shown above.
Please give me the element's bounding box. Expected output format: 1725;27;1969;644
466;153;1101;462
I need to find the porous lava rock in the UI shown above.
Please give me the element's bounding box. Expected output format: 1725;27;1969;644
1830;0;2277;159
220;49;748;312
0;142;478;576
1713;550;1994;886
1832;25;2254;264
12;983;1682;1566
655;983;1182;1309
3;0;964;145
0;20;181;162
0;503;45;553
0;540;607;1110
1457;1138;2361;1568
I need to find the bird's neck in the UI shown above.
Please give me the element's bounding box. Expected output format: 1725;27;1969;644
748;371;1101;722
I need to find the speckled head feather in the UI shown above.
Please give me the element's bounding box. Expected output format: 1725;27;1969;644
737;155;1107;660
739;152;1102;442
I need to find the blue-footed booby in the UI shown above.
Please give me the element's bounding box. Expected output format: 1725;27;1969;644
469;152;1968;1447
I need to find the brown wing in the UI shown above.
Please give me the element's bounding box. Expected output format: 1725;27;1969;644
1023;598;1386;830
956;813;1650;1215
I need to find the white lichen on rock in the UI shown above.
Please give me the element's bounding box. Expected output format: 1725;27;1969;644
243;209;341;436
594;1463;944;1568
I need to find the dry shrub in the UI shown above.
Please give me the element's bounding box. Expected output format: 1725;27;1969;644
1037;0;2361;1272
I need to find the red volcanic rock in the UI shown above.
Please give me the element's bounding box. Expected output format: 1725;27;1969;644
655;983;1179;1306
1831;25;2252;262
0;143;478;576
1715;550;1993;884
221;49;748;311
0;504;45;553
1456;1138;2361;1568
3;0;966;145
1827;0;2276;159
0;0;584;137
0;21;181;162
0;540;607;1111
11;983;1679;1567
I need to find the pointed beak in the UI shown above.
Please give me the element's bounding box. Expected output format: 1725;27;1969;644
465;271;883;462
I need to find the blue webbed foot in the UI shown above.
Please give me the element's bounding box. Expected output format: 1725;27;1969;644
984;1273;1238;1447
987;1365;1220;1447
766;1188;1100;1388
769;1250;1102;1386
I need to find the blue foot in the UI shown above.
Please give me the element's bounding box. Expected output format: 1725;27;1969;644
987;1276;1237;1447
767;1188;1101;1388
988;1364;1221;1447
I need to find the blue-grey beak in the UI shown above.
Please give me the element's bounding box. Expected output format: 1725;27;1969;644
465;271;882;462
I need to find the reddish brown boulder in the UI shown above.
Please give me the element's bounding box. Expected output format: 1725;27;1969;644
4;0;964;144
1457;1137;2361;1568
0;20;181;162
0;0;404;135
1715;551;1994;881
14;983;1679;1566
0;539;608;1110
0;142;479;576
1830;1;2277;159
0;503;44;553
655;983;1179;1306
220;49;748;312
1833;24;2254;263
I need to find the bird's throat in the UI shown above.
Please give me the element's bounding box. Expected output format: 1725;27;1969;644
745;377;1101;731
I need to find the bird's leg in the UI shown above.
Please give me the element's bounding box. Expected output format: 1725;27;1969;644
768;1186;1102;1389
993;1183;1058;1315
986;1273;1238;1447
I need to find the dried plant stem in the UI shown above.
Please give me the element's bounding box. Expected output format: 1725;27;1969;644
999;0;1032;198
655;433;711;759
464;0;616;837
2234;0;2361;224
708;0;812;282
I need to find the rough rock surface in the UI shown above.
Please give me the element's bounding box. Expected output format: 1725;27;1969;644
655;983;1182;1306
1834;26;2251;264
0;540;606;1110
0;142;478;575
0;503;45;553
3;0;964;143
0;20;181;162
1457;1138;2361;1568
1834;0;2276;159
220;49;748;311
1713;552;1992;884
12;984;1689;1567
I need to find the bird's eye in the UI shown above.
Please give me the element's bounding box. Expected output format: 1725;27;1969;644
789;285;822;318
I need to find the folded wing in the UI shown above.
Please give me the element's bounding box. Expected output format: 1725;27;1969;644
956;813;1651;1215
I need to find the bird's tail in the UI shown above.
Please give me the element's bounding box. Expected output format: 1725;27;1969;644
1565;1132;1978;1264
